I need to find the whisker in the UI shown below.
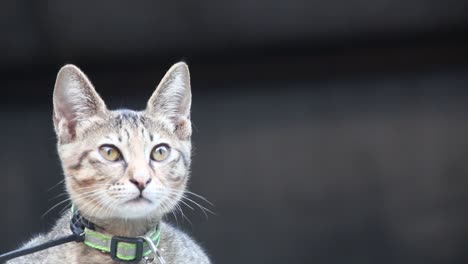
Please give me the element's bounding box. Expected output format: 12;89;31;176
184;191;214;206
46;179;66;192
43;189;108;218
176;203;192;227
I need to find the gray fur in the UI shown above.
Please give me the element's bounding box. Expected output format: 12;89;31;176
7;63;210;264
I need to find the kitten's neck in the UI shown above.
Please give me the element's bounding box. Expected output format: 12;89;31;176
85;215;162;237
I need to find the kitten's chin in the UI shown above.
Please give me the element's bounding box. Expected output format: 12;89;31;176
112;200;161;219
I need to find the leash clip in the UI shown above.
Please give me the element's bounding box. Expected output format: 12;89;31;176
70;209;87;242
139;235;166;264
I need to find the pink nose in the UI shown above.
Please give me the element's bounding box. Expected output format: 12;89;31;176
129;177;152;192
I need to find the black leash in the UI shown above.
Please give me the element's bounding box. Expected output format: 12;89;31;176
0;233;81;263
0;210;157;263
0;210;87;263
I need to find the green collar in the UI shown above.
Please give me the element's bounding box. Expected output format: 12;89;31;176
70;207;161;262
84;225;161;262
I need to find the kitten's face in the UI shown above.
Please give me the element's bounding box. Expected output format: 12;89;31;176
53;63;192;220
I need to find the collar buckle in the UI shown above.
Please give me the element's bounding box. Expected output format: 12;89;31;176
110;236;145;262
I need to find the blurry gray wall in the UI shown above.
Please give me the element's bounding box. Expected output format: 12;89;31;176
1;1;468;264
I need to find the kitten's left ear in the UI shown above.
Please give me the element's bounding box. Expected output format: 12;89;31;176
147;62;192;139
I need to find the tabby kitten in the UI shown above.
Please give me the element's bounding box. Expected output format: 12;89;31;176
8;62;210;264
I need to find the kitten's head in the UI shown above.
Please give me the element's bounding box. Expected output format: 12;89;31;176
53;63;192;220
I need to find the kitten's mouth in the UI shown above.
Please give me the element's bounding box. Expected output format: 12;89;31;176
125;196;152;204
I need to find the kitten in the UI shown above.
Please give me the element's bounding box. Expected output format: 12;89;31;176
7;62;211;264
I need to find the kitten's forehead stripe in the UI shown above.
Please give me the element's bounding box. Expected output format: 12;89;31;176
118;110;139;125
139;115;147;124
116;116;123;128
124;128;130;140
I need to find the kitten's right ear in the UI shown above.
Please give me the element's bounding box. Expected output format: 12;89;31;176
53;65;107;142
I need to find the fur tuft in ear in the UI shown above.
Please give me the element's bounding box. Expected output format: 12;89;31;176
147;62;192;139
53;64;107;143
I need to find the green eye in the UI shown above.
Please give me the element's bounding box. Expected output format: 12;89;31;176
99;145;121;161
151;144;170;161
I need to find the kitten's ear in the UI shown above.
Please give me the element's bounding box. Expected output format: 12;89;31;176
53;64;107;142
147;62;192;139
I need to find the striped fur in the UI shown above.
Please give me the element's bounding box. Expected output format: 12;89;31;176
7;63;210;264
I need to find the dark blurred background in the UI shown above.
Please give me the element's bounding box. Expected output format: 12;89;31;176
1;0;468;263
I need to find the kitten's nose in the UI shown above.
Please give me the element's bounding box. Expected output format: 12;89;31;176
129;177;152;192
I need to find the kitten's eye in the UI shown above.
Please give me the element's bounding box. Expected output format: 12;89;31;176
99;145;122;162
151;144;170;162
